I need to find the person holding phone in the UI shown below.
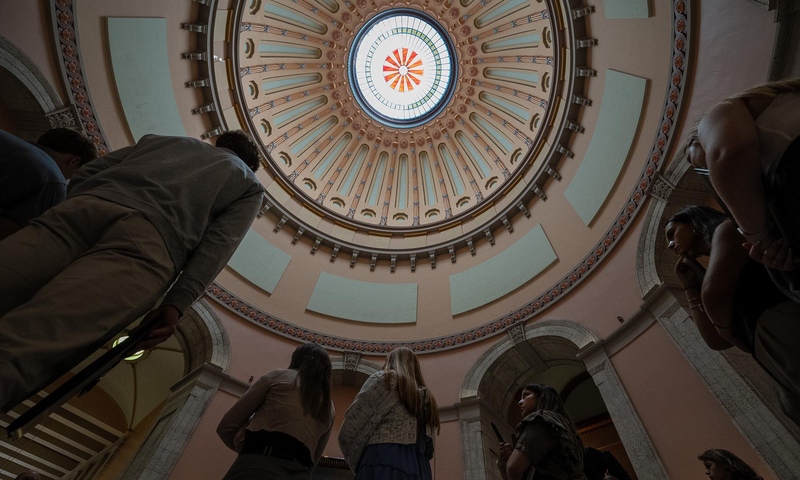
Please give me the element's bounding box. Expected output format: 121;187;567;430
665;205;800;426
496;384;584;480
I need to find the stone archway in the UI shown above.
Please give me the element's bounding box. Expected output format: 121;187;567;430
120;299;236;479
458;319;667;480
0;35;78;139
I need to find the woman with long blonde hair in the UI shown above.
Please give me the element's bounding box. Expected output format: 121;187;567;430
338;347;440;480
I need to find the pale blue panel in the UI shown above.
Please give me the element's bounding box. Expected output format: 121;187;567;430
420;153;437;206
313;133;351;179
265;3;325;34
479;92;529;123
470;113;514;154
439;144;465;195
258;42;320;58
604;0;650;19
450;224;556;315
367;153;388;206
107;18;186;140
227;229;291;294
289;116;336;157
475;0;528;28
262;73;321;95
483;33;541;52
485;68;540;86
339;145;368;195
564;70;646;225
308;272;418;324
274;96;327;127
456;131;492;178
398;155;408;209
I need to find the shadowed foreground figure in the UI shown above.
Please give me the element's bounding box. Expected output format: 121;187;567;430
497;384;584;480
0;128;97;240
0;131;264;414
666;205;800;427
682;78;800;300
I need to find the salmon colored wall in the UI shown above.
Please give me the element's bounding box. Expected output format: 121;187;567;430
172;388;241;479
0;0;67;102
611;322;774;479
543;214;646;337
432;420;464;479
328;385;360;458
669;0;777;163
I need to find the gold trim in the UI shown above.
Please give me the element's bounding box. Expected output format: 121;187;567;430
333;221;359;231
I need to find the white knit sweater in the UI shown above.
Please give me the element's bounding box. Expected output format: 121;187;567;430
338;371;433;472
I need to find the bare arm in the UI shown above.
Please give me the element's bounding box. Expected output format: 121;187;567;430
673;255;730;350
701;100;766;235
506;450;533;480
217;374;274;451
701;220;751;351
313;411;334;465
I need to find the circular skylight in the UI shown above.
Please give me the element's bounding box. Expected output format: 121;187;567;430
348;10;457;128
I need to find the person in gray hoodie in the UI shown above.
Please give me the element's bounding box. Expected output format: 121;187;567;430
0;130;264;414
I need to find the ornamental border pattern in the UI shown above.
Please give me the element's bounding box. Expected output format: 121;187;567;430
48;0;689;354
51;0;111;154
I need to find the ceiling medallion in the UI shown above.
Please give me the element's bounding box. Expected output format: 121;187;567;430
348;9;457;128
233;0;572;261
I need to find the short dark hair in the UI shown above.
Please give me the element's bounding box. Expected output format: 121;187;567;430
37;128;97;166
215;130;261;172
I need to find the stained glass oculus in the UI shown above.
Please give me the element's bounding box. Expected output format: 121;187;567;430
348;10;457;128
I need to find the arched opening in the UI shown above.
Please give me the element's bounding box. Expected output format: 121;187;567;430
459;320;665;480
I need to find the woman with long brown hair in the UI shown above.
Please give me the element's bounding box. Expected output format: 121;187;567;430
497;384;584;480
665;205;800;426
338;347;439;480
698;449;763;480
217;342;335;479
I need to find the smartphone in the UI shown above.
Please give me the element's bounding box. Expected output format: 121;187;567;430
490;422;504;443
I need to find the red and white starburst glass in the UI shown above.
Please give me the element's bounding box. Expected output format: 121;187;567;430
349;10;455;127
383;48;424;93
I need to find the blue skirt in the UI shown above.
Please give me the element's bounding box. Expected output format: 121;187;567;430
355;443;432;480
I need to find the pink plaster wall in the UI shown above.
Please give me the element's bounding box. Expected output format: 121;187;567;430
611;322;776;479
670;0;778;160
171;388;240;479
0;0;67;102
